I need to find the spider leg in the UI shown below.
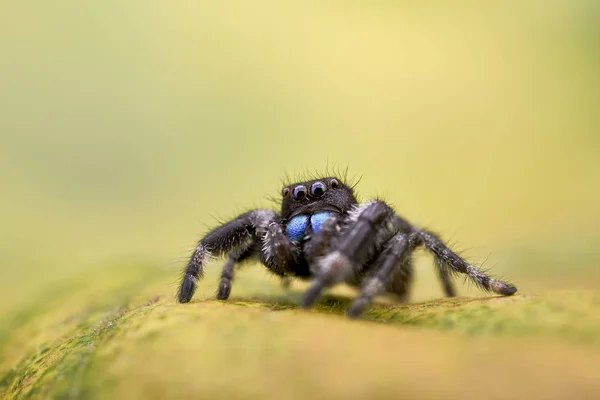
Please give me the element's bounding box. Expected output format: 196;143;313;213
178;209;281;303
217;241;257;300
217;221;300;300
346;232;413;318
280;276;293;289
258;221;300;276
386;242;455;299
418;230;517;295
347;229;459;317
435;259;457;297
385;241;416;302
300;201;403;308
304;215;341;264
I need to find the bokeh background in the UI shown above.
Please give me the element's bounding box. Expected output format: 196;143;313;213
1;1;600;398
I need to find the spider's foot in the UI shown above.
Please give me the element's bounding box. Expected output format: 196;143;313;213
491;280;518;296
299;282;325;309
301;251;351;309
346;297;369;319
178;274;197;303
281;276;292;289
217;279;231;300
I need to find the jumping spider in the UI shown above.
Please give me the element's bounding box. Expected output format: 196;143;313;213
178;176;517;317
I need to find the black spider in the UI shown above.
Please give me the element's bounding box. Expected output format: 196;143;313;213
177;175;517;318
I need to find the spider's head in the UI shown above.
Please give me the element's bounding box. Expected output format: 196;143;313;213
280;177;358;221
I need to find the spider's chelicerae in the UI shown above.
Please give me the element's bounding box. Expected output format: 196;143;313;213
177;175;517;317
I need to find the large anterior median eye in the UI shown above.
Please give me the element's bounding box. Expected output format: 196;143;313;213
310;181;326;197
292;185;307;200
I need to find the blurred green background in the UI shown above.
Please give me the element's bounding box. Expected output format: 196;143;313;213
1;1;600;398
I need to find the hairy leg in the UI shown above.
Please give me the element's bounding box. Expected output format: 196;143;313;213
304;216;341;264
259;221;300;276
300;201;406;308
280;276;293;289
347;233;411;318
418;230;517;295
217;241;257;300
386;255;414;303
435;258;457;297
178;209;280;303
218;221;300;300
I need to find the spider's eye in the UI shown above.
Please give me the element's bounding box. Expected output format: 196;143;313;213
292;185;307;200
282;187;290;197
310;181;326;197
330;179;339;189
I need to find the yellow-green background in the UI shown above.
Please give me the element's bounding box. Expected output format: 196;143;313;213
1;1;600;399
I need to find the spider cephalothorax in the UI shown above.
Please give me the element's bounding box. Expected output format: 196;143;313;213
178;175;517;318
280;177;357;242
